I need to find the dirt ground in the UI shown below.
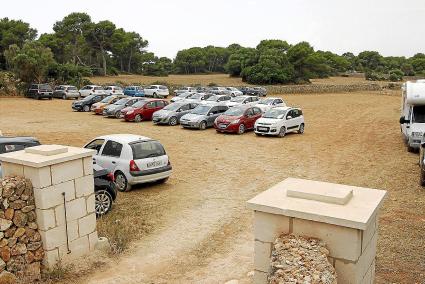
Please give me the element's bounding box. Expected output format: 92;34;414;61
0;90;424;284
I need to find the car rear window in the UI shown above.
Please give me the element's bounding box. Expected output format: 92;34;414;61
130;141;166;160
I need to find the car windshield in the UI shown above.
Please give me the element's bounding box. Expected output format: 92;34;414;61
114;98;128;105
163;103;182;111
189;93;202;100
263;109;287;119
191;105;211;115
101;96;114;103
413;106;425;123
132;100;147;108
224;107;245;116
206;95;218;101
230;97;246;103
130;140;166;160
83;94;96;101
258;98;274;105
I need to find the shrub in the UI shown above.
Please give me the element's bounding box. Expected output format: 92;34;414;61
389;69;404;81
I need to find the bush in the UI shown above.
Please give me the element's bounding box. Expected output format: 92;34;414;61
389;69;404;81
365;71;387;81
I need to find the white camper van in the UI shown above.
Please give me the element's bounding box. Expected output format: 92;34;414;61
400;80;425;152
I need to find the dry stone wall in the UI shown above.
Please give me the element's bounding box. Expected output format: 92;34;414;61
266;83;385;95
0;176;43;282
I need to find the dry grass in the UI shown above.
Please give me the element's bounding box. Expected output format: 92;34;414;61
41;261;75;283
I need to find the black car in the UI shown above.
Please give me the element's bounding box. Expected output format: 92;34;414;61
27;84;53;100
93;164;117;217
0;136;40;177
72;93;108;112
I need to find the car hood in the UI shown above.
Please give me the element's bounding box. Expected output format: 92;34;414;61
256;117;281;125
105;104;124;111
181;113;206;121
216;115;240;123
92;102;106;108
409;123;425;134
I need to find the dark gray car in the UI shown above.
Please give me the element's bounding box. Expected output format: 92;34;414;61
0;136;40;177
103;97;142;118
152;102;199;126
180;103;229;130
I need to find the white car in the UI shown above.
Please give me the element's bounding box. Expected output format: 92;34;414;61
226;87;243;97
170;92;194;103
254;107;305;137
201;94;232;105
210;86;230;95
226;95;260;108
144;85;169;98
174;87;196;96
79;85;105;98
183;92;213;103
255;97;286;112
83;134;172;192
104;86;124;96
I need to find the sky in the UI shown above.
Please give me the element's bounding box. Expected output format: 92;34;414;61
1;0;424;59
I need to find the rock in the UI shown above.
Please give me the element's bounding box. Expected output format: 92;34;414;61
24;251;34;264
0;270;17;284
26;197;35;206
29;232;41;242
0;258;4;272
26;211;36;222
21;205;34;213
11;243;27;256
24;228;35;238
0;233;3;240
0;239;7;248
27;222;37;230
18;234;29;244
0;247;10;262
247;271;255;277
2;185;15;198
4;228;15;238
12;211;27;227
15;182;25;196
7;238;16;248
0;212;5;219
224;280;239;284
26;242;41;251
0;219;12;232
13;228;25;239
6;255;24;274
24;261;41;281
4;209;14;221
2;199;8;210
9;200;26;210
33;248;44;261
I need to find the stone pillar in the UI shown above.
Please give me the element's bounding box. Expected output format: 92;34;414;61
247;178;387;284
0;145;98;267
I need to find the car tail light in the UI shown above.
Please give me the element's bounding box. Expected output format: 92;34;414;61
129;160;140;172
107;172;115;182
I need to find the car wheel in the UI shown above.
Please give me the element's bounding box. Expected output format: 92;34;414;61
199;121;207;130
278;126;286;138
48;96;52;100
115;111;121;119
135;114;142;122
298;123;305;134
62;94;66;100
115;171;130;192
420;169;425;186
95;190;113;217
83;105;90;112
35;94;40;100
169;116;178;126
237;124;245;134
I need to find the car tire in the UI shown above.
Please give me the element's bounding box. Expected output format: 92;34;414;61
95;189;113;217
237;124;245;134
199;121;207;130
48;96;52;100
135;114;142;122
169;116;178;126
278;126;286;138
407;145;415;153
298;123;305;134
420;169;425;186
115;111;121;119
62;94;66;100
35;94;40;100
83;105;90;112
115;171;131;192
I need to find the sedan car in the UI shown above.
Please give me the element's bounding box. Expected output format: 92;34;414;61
226;95;260;108
255;97;286;112
254;107;305;137
123;99;168;122
123;86;145;97
84;134;172;191
152;102;199;126
0;136;40;177
52;85;79;99
103;97;143;118
91;95;127;114
214;106;263;134
72;94;108;112
27;84;53;100
93;164;117;217
180;104;229;130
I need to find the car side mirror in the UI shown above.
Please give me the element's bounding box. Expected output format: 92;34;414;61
399;116;407;124
287;116;292;120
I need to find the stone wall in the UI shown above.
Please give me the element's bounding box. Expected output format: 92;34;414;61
266;83;386;95
0;176;43;281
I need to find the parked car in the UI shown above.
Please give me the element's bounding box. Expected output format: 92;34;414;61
152;101;199;126
255;97;286;112
226;95;260;108
72;94;108;112
79;85;105;98
209;87;230;95
183;92;214;103
254;107;305;137
226;87;243;97
250;86;267;97
170;92;194;103
180;103;229;130
93;164;117;216
239;86;253;95
123;99;169;122
91;95;127;114
52;85;79;100
83;134;172;191
103;97;143;118
214;106;263;134
201;94;232;105
0;136;40;177
27;84;53;100
144;85;169;98
174;86;196;96
123;86;145;97
104;86;124;96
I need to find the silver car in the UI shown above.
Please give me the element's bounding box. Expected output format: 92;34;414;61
152;102;199;126
52;85;79;99
180;103;229;130
170;92;194;103
201;94;232;105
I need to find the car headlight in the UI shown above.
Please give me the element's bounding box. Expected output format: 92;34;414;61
127;110;134;114
230;119;240;125
412;132;423;138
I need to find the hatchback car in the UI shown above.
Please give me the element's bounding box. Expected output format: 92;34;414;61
72;94;108;112
255;97;286;112
104;86;124;96
123;99;169;122
214;106;263;134
152;102;199;126
170;92;194;103
91;95;127;114
53;85;79;99
201;94;232;105
103;97;143;118
79;85;105;98
226;87;243;97
123;86;145;97
93;164;117;217
144;85;169;98
254;107;305;137
183;92;213;103
209;87;230;95
27;84;53;100
84;134;172;191
226;95;260;108
180;104;229;130
174;87;196;96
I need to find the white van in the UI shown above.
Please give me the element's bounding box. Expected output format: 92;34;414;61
400;80;425;152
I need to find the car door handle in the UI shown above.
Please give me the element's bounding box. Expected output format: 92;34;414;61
112;161;116;164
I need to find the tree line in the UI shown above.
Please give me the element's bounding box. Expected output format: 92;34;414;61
0;13;424;87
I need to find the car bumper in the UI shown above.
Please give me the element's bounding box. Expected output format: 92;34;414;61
408;137;421;148
72;105;83;111
254;126;278;135
214;123;239;133
128;166;172;184
66;94;80;99
124;114;135;121
153;116;169;124
94;108;104;115
180;121;200;128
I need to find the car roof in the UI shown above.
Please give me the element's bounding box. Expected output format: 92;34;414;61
0;136;40;144
272;106;292;111
95;134;152;144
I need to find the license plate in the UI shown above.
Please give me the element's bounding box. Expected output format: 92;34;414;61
146;160;162;168
258;127;268;131
219;124;227;129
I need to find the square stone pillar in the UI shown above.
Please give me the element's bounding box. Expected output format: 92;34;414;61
247;178;387;284
0;145;98;267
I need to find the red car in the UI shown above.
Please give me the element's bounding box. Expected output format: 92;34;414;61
123;99;169;122
214;105;263;134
